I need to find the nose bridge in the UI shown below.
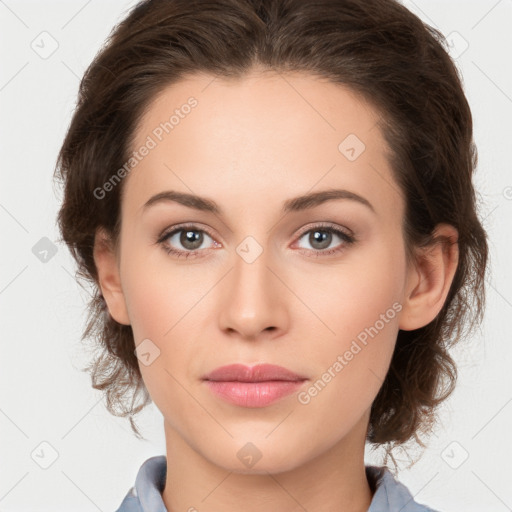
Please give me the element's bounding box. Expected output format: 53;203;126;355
217;234;288;337
234;236;272;296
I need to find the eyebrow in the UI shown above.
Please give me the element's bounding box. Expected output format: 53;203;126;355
142;188;376;215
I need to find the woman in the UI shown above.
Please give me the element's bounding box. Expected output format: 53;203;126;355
54;0;488;510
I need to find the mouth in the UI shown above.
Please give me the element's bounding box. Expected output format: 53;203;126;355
202;363;308;407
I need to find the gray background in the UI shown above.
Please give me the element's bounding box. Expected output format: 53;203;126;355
1;0;511;510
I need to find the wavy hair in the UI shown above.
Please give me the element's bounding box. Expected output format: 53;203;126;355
54;0;489;464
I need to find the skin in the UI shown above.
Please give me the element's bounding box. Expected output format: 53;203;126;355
94;68;459;512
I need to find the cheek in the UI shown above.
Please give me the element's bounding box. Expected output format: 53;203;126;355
120;242;201;340
296;248;404;342
293;243;405;408
294;264;402;437
119;245;209;401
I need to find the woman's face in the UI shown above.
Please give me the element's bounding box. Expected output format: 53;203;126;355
107;70;415;472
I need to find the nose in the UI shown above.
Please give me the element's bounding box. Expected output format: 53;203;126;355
217;244;289;341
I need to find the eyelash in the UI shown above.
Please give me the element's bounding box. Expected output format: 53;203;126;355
156;223;356;259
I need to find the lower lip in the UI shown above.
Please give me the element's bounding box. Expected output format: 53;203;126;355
204;380;306;407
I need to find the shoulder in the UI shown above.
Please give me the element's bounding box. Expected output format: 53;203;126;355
114;487;141;512
114;456;167;512
366;465;442;512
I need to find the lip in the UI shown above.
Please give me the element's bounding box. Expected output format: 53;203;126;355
203;363;307;382
202;364;308;408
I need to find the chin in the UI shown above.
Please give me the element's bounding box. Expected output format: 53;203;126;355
204;436;313;476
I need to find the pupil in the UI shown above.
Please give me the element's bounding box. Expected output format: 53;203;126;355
182;230;202;250
311;230;331;250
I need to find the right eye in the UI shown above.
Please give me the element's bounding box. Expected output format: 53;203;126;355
157;224;220;258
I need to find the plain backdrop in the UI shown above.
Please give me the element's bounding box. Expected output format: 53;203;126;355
1;0;511;511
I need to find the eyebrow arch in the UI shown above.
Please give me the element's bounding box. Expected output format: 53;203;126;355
142;188;376;215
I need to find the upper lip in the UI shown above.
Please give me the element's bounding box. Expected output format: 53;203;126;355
203;364;307;382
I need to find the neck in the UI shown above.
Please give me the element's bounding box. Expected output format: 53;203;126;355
161;413;374;512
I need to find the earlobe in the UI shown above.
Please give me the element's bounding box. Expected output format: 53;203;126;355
399;223;459;331
93;227;131;326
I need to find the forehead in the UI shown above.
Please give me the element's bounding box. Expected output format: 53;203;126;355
125;70;403;220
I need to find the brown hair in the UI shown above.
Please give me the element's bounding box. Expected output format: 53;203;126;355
54;0;489;463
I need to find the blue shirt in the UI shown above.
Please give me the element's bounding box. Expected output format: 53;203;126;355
115;456;440;512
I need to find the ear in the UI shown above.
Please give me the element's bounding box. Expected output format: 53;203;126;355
399;223;459;331
93;227;130;325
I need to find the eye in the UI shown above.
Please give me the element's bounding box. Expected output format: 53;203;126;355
156;222;356;259
157;224;218;258
294;224;355;257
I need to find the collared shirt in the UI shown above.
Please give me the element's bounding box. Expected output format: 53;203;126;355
115;456;440;512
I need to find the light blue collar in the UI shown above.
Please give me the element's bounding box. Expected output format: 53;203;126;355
115;455;439;512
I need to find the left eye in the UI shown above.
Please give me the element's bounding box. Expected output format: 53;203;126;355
295;227;354;253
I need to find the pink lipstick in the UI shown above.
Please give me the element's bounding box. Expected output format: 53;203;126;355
202;363;307;408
